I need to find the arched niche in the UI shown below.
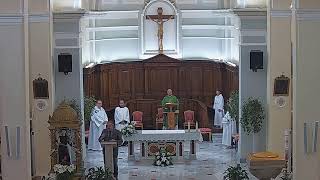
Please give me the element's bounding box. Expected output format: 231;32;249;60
140;0;180;58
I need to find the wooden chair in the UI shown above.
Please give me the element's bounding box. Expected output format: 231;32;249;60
199;128;212;142
132;111;143;130
155;108;164;130
183;110;196;129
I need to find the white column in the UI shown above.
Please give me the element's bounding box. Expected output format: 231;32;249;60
0;0;32;179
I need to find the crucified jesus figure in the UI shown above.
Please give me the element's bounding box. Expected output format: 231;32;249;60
146;7;175;54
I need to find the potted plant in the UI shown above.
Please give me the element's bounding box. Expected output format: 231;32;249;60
86;166;114;180
280;168;292;180
227;91;239;132
223;164;249;180
241;97;265;152
84;96;96;130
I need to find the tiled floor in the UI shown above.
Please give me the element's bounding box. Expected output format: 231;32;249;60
85;134;262;180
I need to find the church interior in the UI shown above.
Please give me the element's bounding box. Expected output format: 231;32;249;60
1;0;320;179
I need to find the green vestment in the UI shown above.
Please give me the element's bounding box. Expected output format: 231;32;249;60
161;95;179;129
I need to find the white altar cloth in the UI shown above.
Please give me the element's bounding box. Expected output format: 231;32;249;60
141;130;185;134
124;130;203;160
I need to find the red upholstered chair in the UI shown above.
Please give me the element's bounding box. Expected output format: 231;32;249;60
199;128;212;142
132;111;143;130
155;108;164;129
183;110;196;129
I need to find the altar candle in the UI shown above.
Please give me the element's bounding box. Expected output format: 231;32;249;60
188;122;190;131
196;121;198;130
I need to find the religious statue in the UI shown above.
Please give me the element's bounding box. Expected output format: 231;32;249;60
146;7;175;54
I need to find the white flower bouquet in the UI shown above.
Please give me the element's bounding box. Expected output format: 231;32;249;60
153;147;173;167
53;164;76;180
121;122;137;137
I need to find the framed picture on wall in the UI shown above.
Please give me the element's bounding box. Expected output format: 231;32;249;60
273;75;290;96
33;76;49;99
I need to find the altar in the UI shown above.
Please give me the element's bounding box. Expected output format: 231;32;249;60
123;130;203;161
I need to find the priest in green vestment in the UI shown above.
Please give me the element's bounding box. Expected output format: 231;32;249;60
161;89;179;129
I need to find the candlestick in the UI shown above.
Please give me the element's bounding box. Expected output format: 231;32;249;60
188;122;190;132
196;121;198;130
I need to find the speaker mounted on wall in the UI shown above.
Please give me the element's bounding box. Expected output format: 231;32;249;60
250;50;263;72
58;53;72;75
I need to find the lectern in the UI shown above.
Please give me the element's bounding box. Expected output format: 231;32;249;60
101;141;117;173
164;103;179;129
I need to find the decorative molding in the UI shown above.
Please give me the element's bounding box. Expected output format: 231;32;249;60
183;36;234;40
122;0;145;4
54;46;80;49
182;24;234;30
86;25;138;32
88;37;139;42
86;10;139;19
0;14;23;25
239;42;267;46
181;10;233;18
53;10;86;22
176;0;198;5
54;32;79;40
270;10;291;17
29;14;50;23
296;9;320;21
240;29;266;36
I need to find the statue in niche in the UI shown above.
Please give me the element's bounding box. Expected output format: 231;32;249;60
146;7;175;53
57;129;74;165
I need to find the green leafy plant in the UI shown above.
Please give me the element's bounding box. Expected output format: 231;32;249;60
86;167;114;180
280;168;292;180
241;97;265;135
223;164;249;180
227;91;239;122
84;96;96;122
63;99;82;120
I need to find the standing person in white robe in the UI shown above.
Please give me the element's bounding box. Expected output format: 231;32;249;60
88;100;108;151
115;100;130;146
114;100;130;132
222;112;237;147
213;90;224;128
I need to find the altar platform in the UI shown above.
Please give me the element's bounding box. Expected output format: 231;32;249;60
123;130;203;161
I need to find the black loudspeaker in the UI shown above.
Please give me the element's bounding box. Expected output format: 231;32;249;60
58;54;72;75
250;51;263;72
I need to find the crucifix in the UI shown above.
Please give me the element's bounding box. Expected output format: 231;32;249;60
146;7;175;54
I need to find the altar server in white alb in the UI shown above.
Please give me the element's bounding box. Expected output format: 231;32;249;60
114;100;130;131
222;112;237;147
88;100;108;151
213;90;224;128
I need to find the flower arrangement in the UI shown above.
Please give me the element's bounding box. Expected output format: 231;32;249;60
121;122;137;137
53;164;76;180
153;147;173;167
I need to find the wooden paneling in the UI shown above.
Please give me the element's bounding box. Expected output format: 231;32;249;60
83;54;239;129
